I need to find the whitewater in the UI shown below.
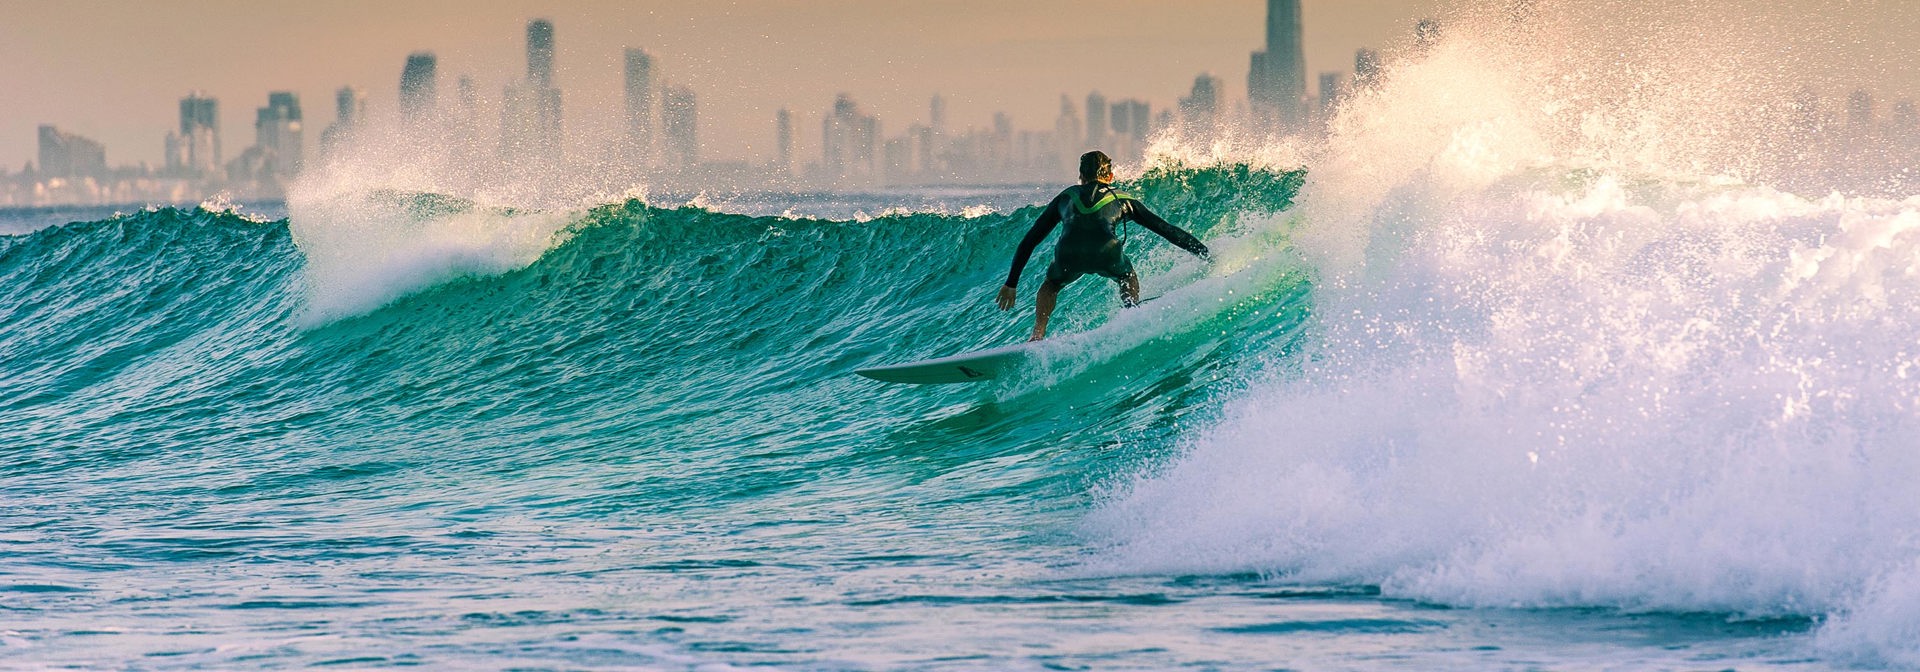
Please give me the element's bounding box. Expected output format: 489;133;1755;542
8;2;1920;669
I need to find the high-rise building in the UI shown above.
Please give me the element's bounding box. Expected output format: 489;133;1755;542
1110;99;1151;142
254;92;304;178
1054;94;1084;156
502;19;564;166
399;52;438;123
1180;74;1221;130
1354;48;1382;89
930;95;947;136
1848;90;1875;130
1317;72;1346;121
1248;0;1306;133
527;19;555;88
661;85;699;168
170;93;220;175
624;48;655;165
334;87;366;127
775;108;793;173
1085;91;1108;146
991;112;1014;168
822;94;878;183
447;76;482;162
321;86;367;151
1893;99;1919;131
883;136;912;184
913;124;936;175
37;125;106;178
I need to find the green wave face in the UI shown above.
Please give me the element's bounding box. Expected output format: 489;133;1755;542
0;165;1317;667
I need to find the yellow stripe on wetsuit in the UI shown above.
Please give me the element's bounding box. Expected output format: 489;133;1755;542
1073;192;1130;214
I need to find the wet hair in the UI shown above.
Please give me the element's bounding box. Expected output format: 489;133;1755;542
1078;151;1113;183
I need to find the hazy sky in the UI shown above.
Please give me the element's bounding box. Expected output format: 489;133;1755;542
0;1;1913;170
0;0;1453;169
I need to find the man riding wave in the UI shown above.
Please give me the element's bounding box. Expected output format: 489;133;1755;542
996;151;1210;341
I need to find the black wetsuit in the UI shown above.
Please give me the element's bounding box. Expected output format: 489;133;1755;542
1004;183;1209;289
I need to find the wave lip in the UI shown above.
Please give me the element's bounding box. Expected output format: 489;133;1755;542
287;190;584;322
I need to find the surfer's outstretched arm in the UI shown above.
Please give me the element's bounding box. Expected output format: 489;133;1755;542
1127;201;1210;260
997;201;1064;310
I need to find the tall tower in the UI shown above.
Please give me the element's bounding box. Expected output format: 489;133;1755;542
255;92;304;178
38;126;106;178
1354;48;1381;89
1180;74;1221;130
502;19;564;166
823;94;878;183
527;19;555;88
320;86;366;152
775;108;793;173
179;92;220;174
661;86;699;168
624;48;655;165
1248;0;1306;133
334;87;366;127
1085;91;1108;147
399;52;438;123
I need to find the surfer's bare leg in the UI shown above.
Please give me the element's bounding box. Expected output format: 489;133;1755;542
1031;279;1063;341
1119;272;1141;308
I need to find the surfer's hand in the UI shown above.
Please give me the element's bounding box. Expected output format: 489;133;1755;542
996;285;1017;311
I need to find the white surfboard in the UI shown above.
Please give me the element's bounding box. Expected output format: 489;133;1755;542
855;341;1037;384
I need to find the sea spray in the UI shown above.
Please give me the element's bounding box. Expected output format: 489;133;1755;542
1092;2;1920;664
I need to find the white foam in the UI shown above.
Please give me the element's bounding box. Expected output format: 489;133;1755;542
284;124;605;323
1089;3;1920;664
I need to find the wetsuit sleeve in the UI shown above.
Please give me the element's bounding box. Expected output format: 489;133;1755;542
1127;200;1210;260
1005;197;1063;288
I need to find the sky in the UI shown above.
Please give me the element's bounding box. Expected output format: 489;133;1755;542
0;0;1451;170
0;0;1914;171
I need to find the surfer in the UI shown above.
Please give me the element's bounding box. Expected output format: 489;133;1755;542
996;151;1210;341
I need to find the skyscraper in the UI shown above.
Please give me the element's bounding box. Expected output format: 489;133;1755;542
1109;98;1151;160
1085;91;1108;146
1054;94;1084;157
254;92;303;178
449;75;483;162
624;48;655;166
775;108;793;173
930;95;947;136
661;85;699;168
1354;48;1382;89
527;19;555;88
502;19;564;166
1248;0;1306;133
334;87;366;127
321;86;367;151
1848;90;1876;130
1110;99;1151;142
1180;74;1221;130
399;52;438;123
171;92;219;175
37;125;106;179
822;94;878;183
1317;72;1346;121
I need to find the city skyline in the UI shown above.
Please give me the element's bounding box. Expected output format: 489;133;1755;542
0;1;1480;171
5;0;1917;197
5;3;1436;199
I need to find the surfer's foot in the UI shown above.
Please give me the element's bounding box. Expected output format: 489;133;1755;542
1028;333;1047;342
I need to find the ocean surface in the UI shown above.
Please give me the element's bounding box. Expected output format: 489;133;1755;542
9;5;1920;670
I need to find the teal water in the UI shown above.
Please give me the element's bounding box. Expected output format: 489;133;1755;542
0;166;1836;669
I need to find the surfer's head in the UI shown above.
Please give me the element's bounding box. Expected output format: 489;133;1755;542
1078;151;1113;184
